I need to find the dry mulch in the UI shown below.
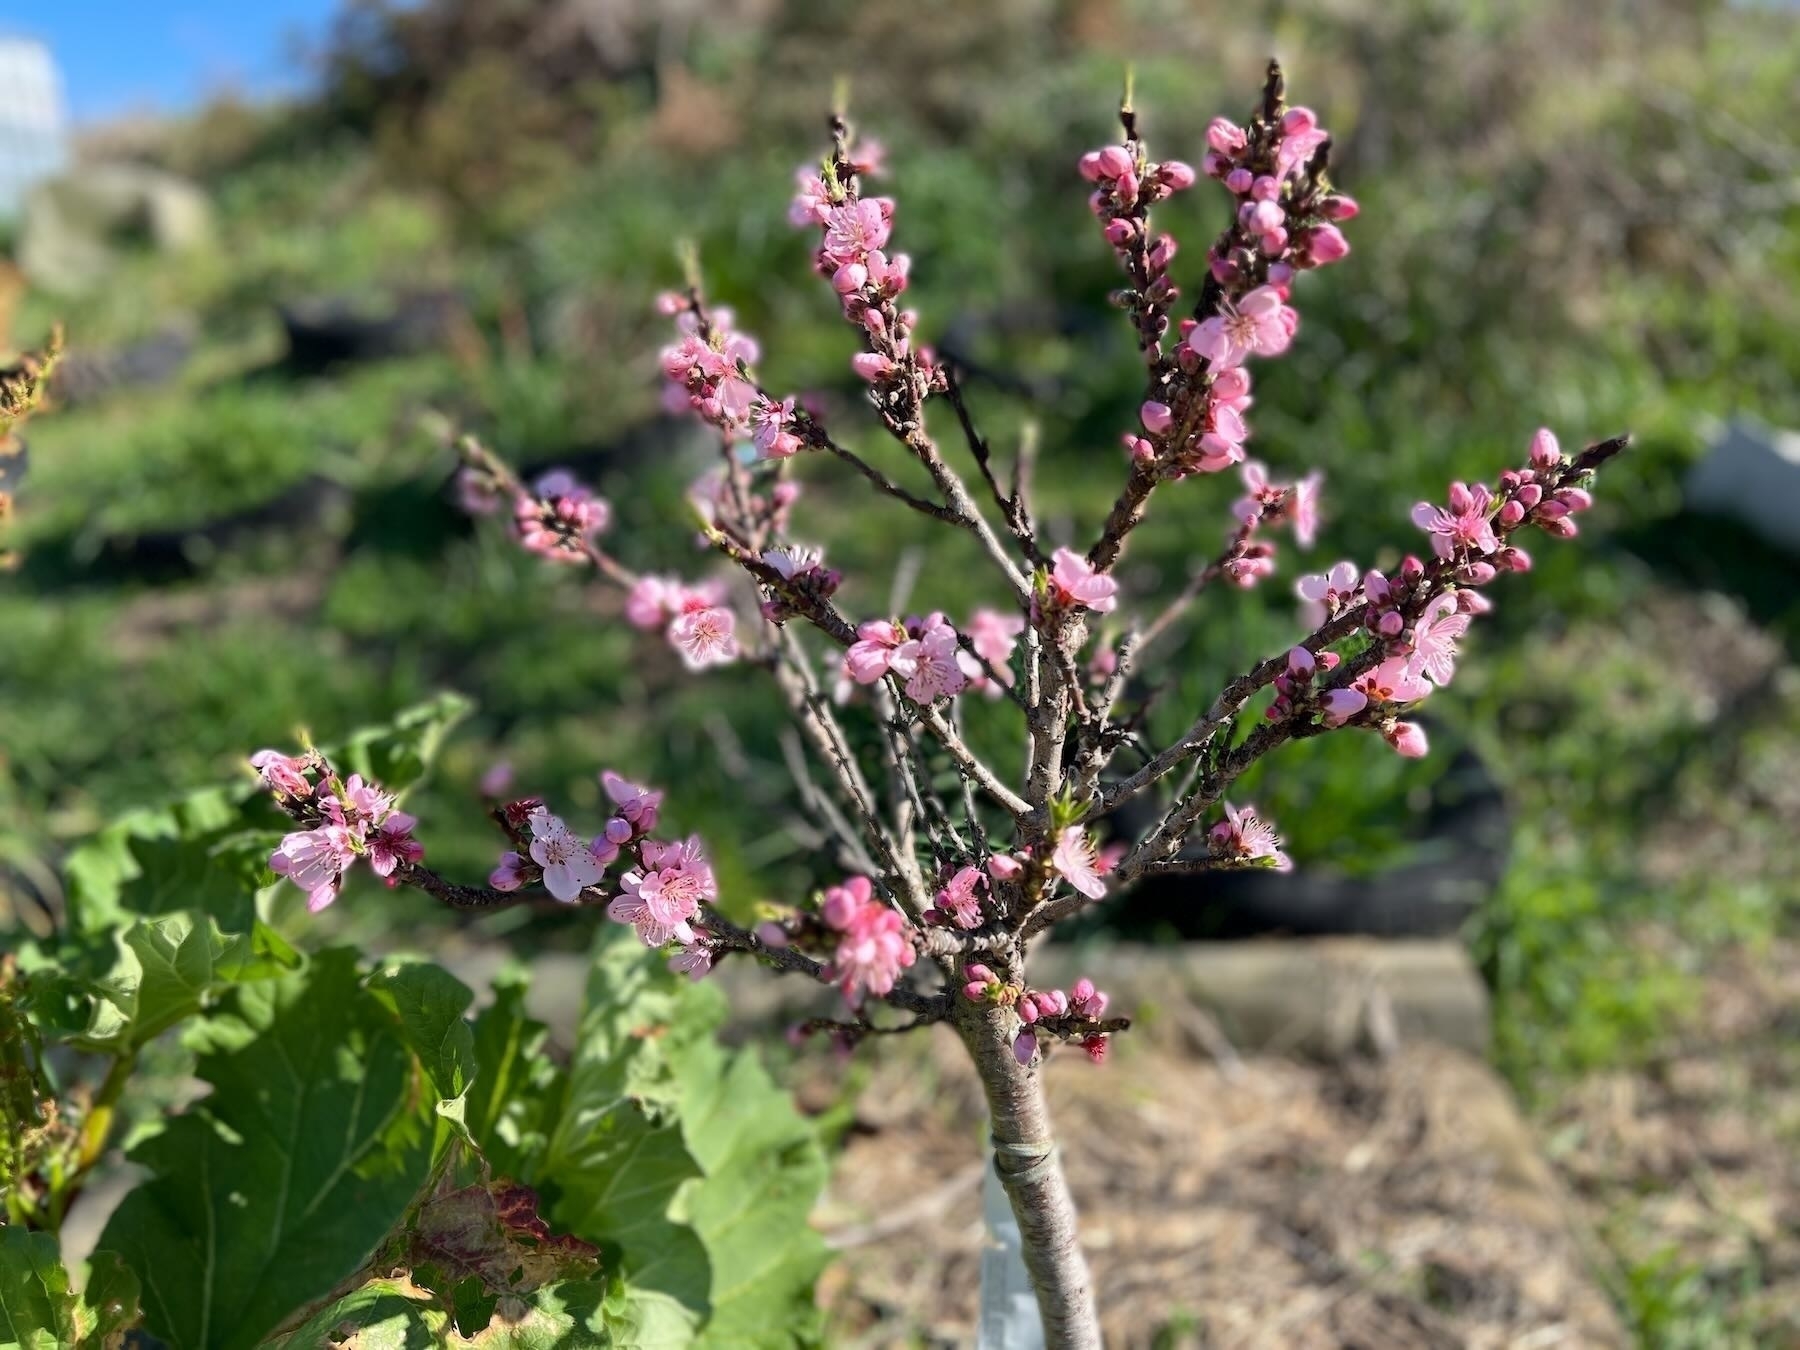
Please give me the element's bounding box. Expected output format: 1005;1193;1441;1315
808;1031;1625;1348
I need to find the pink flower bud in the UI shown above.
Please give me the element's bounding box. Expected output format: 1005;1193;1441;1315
1528;427;1561;471
1013;1030;1038;1066
1018;999;1040;1023
1224;167;1254;195
1113;169;1139;205
851;352;895;382
1386;721;1429;758
820;888;859;930
1140;401;1175;434
1497;545;1532;572
1266;261;1295;288
1535;499;1570;521
1305;224;1350;265
1377;610;1405;638
655;290;687;315
1458;561;1498;586
1206;118;1247;156
1259;227;1289;255
1400;555;1426;582
1499;500;1526;528
1288;646;1316;679
1096;145;1134;179
1147;234;1177;271
1319;194;1360;221
966;963;994;985
1456;590;1494;615
1320;688;1368;728
1123;434;1156;463
987;854;1024;880
832;262;867;293
1280;107;1319;138
1539;516;1579;539
964;981;990;1002
1318;650;1342;671
1448;481;1476;515
1202;150;1229;179
1078;151;1105;182
1159;159;1197;189
1515;482;1543;509
1103;218;1136;247
1555;488;1593;513
1251;175;1281;202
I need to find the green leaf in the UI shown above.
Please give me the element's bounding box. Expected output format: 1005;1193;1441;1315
261;1273;613;1349
539;937;827;1348
73;912;300;1054
368;961;478;1152
99;949;434;1350
0;1229;142;1349
465;974;559;1180
334;692;473;798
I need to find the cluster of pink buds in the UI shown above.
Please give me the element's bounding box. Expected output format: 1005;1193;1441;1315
1078;140;1197;348
1199;104;1354;276
1267;644;1341;721
790;134;937;397
624;574;740;670
1134;357;1259;477
511;469;611;564
757;544;842;625
843;612;968;702
1496;428;1593;540
925;864;989;930
818;875;918;1003
1012;977;1114;1065
253;752;423;912
1205;801;1291;871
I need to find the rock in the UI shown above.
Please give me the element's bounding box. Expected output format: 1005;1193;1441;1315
18;164;214;294
1687;419;1800;555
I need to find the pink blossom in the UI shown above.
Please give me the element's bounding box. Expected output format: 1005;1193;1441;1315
1289;471;1324;547
789;169;833;227
270;826;356;913
1051;825;1110;900
1208;802;1291;870
668;943;714;980
489;851;528;891
611;835;716;947
964;608;1024;694
250;749;311;799
1385;721;1430;758
1351;657;1432;706
889;613;967;702
1206;118;1247;156
1297;560;1359;611
749;395;804;459
624;575;678;630
1276;108;1330;176
821;199;892;266
1187;286;1297;369
1140;400;1174;435
830;893;917;1003
366;812;422;878
479;760;515;798
528;807;605;902
1319;687;1368;727
934;866;986;930
844;619;906;685
1048;547;1119;614
668;596;739;669
1405;593;1471;686
601;771;663;832
1412;482;1498;560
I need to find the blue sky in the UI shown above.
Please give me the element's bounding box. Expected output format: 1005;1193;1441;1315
7;0;343;124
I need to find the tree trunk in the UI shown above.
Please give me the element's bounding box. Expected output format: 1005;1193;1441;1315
958;1002;1101;1348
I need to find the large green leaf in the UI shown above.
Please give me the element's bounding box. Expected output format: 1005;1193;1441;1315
99;949;434;1350
71;912;300;1054
369;960;478;1152
0;1228;141;1349
465;974;560;1181
539;938;827;1348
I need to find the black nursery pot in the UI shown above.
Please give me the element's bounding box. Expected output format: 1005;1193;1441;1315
1093;748;1510;941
